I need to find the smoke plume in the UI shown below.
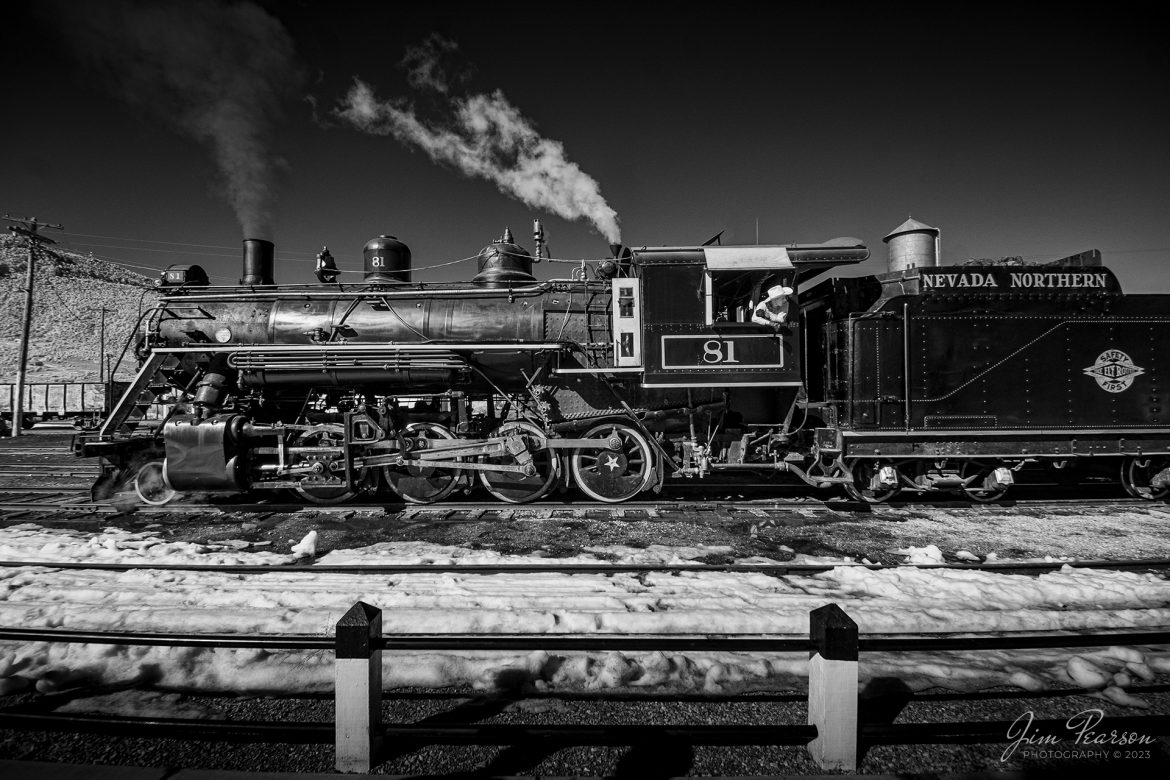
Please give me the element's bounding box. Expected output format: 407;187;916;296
337;36;621;244
47;0;302;238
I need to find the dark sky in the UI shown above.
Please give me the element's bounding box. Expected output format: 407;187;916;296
3;2;1168;290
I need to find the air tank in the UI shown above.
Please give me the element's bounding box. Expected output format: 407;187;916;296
473;227;535;286
883;218;940;273
363;235;411;284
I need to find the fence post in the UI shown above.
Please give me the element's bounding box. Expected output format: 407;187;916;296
807;603;859;771
335;601;382;773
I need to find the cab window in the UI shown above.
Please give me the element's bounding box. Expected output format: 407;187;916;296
706;270;796;326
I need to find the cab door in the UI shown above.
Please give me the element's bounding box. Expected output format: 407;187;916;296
612;278;643;367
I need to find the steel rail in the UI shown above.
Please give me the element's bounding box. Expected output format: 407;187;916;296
0;626;1166;653
0;498;105;512
0;496;1159;516
1;557;1168;576
0;466;99;473
0;627;331;649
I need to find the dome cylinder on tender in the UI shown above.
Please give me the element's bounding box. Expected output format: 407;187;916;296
363;235;411;284
883;218;940;273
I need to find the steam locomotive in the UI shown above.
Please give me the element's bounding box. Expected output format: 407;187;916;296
75;219;1170;505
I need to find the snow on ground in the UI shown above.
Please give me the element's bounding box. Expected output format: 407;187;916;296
0;523;1168;705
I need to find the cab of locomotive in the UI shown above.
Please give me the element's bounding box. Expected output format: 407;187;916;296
627;240;869;422
631;240;870;381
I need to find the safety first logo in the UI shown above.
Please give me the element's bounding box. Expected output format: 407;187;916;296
1083;349;1145;393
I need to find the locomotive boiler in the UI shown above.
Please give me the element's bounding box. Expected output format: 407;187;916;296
76;218;1170;505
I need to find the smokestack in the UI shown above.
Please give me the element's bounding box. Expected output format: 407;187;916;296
241;238;275;286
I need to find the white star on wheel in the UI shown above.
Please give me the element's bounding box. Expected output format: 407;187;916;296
603;454;622;472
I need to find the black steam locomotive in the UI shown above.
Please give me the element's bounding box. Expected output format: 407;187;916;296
76;219;1170;505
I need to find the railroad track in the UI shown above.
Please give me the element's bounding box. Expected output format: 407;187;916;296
1;553;1169;577
0;489;1163;518
0;490;105;519
0;464;101;478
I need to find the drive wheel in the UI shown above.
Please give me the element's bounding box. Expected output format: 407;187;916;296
1120;456;1170;500
134;461;176;506
959;460;1009;503
478;421;559;504
570;422;655;503
292;429;361;505
383;423;463;504
843;458;901;504
295;483;360;505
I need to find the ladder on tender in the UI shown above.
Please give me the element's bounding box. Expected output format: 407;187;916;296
98;352;176;437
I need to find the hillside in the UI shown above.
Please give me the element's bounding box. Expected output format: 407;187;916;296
0;234;156;383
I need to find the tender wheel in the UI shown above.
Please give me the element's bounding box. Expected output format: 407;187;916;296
383;423;463;504
134;461;176;506
959;460;1009;503
478;421;559;504
1120;456;1170;500
843;459;901;504
569;422;655;503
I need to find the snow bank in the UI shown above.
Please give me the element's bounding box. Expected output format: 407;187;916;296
0;523;298;566
1;524;1168;703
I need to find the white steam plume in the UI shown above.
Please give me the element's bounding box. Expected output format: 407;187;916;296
46;0;302;238
337;37;621;244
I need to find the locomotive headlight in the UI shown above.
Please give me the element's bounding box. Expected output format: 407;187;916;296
214;328;233;343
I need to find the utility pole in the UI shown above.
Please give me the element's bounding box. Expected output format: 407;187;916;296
99;306;112;409
4;215;63;438
98;306;109;383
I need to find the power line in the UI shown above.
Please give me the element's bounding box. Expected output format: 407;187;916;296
57;230;317;255
44;228;1170;260
41;275;89;321
58;240;317;264
81;251;236;283
67;251;166;275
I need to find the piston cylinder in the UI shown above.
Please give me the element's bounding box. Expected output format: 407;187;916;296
163;415;246;490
